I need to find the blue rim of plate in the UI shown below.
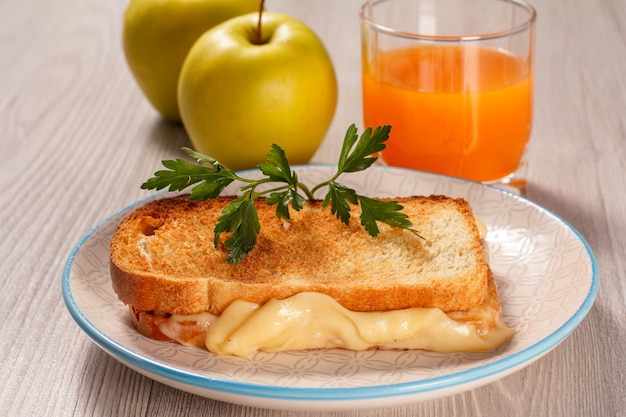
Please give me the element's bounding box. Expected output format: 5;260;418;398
62;165;599;403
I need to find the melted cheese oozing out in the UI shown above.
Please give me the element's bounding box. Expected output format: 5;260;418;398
474;214;487;240
158;312;217;347
158;291;515;357
159;291;513;357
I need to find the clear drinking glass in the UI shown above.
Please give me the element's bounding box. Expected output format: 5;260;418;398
360;0;536;193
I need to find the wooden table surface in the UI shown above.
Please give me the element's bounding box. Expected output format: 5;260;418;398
1;0;624;416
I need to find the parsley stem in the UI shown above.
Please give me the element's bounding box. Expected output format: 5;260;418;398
297;182;315;200
309;173;341;196
253;184;292;196
238;177;274;188
309;182;326;197
232;175;267;185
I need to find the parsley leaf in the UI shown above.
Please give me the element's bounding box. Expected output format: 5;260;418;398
258;144;295;184
213;195;260;265
140;148;236;200
314;124;417;236
357;196;416;237
266;190;306;220
258;144;308;220
322;182;357;225
337;125;391;173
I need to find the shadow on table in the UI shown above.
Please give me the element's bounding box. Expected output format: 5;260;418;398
147;118;192;157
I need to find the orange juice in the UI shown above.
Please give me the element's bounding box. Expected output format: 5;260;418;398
362;44;532;182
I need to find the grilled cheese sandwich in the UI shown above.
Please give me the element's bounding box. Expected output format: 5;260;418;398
110;194;514;356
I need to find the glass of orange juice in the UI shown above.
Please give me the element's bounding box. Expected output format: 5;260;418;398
360;0;536;192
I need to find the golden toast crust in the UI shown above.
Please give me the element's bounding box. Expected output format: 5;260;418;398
128;271;506;348
110;194;490;315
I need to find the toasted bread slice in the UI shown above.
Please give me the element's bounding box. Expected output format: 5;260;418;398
110;194;490;316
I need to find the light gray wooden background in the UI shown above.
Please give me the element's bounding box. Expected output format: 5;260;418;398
1;0;624;416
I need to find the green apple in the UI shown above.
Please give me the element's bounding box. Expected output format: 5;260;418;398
122;0;259;121
178;11;338;171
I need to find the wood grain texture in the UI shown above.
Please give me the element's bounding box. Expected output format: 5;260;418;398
0;0;624;416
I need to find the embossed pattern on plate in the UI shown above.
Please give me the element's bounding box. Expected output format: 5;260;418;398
63;166;598;411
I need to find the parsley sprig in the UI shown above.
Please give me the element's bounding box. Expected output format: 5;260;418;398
141;124;420;264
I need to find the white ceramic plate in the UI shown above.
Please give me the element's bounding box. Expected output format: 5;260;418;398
62;166;598;411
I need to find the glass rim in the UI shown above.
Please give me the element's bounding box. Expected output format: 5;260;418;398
359;0;537;42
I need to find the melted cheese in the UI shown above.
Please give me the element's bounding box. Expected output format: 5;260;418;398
474;214;487;240
158;286;513;357
160;291;512;357
158;312;217;346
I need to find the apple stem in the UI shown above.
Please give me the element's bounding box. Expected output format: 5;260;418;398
256;0;266;44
